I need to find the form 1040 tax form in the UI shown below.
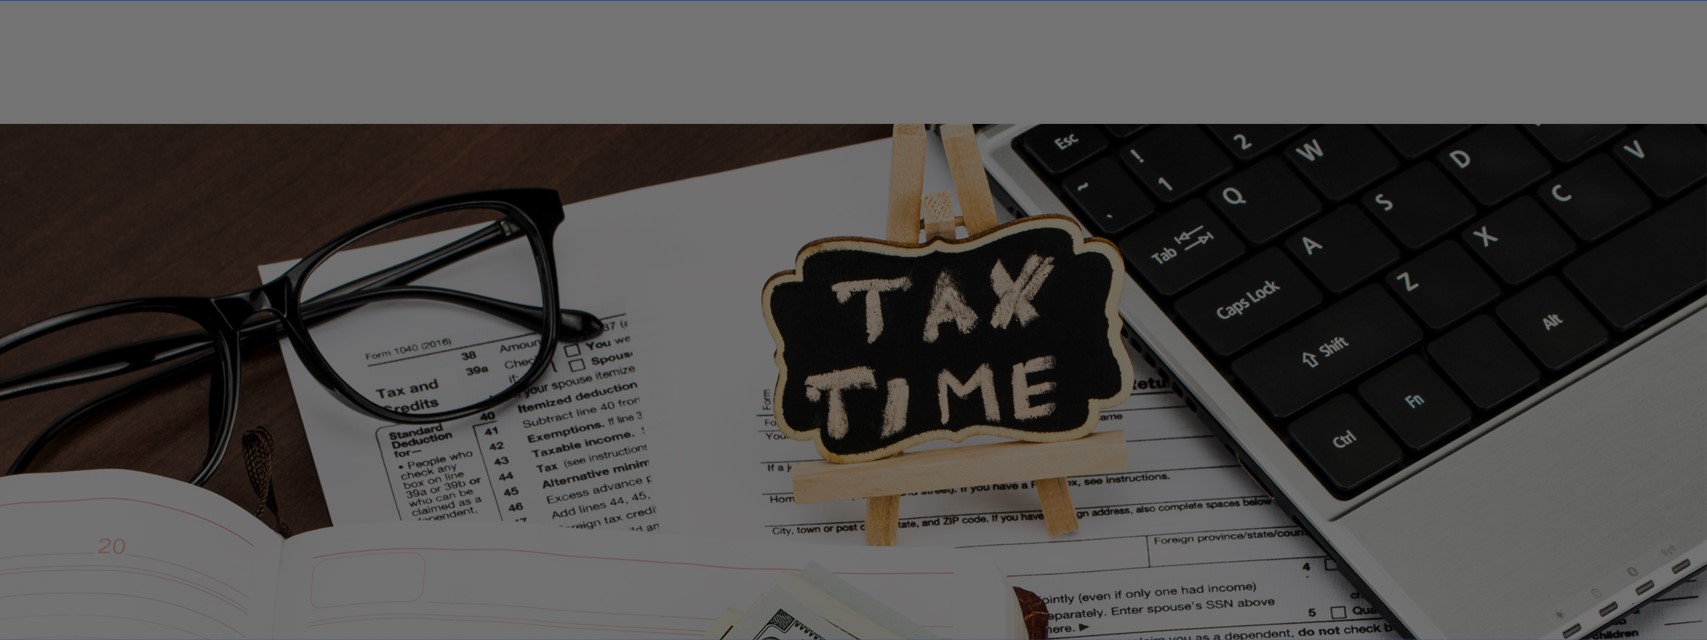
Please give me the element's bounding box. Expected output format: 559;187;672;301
264;139;1703;639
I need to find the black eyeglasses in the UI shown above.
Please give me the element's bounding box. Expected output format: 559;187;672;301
0;188;604;486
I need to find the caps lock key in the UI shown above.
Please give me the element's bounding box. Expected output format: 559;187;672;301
1175;249;1322;356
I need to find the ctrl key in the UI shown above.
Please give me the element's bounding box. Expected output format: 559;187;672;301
1289;395;1404;493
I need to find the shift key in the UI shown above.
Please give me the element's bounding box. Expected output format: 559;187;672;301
1175;249;1322;356
1233;286;1422;418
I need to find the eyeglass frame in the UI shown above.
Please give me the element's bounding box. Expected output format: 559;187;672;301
0;188;605;486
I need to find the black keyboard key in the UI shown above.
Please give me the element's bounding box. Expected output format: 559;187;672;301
1232;286;1422;418
1525;124;1625;162
1374;125;1471;158
1286;125;1400;201
1462;197;1577;286
1205;125;1307;160
1175;249;1321;356
1363;164;1477;249
1288;395;1403;493
1062;157;1157;236
1358;356;1472;451
1613;125;1706;198
1428;315;1540;410
1210;157;1323;243
1119;200;1245;296
1439;125;1552;205
1496;276;1609;372
1288;205;1399;294
1106;125;1147;139
1564;190;1707;331
1539;155;1651;241
1104;124;1146;138
1120;126;1234;203
1019;125;1108;175
1387;243;1500;330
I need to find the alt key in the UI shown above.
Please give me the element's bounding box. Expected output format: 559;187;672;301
1496;276;1610;372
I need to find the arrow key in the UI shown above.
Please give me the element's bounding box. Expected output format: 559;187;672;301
1062;156;1156;236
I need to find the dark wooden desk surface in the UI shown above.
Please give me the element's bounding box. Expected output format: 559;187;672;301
0;125;889;532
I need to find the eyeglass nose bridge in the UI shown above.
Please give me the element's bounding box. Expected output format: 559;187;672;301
210;281;294;333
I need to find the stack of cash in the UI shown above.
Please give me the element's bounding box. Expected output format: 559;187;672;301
706;563;951;640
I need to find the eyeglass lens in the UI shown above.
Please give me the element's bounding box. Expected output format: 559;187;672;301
300;206;553;418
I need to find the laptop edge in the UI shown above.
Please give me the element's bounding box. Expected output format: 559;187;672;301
975;124;1707;639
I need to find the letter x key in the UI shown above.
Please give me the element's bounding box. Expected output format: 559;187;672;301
1472;226;1498;247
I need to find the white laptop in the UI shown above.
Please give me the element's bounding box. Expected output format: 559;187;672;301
978;124;1704;638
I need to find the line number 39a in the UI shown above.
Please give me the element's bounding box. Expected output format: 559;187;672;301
98;537;127;554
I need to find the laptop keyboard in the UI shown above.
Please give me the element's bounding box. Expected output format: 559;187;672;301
1015;124;1706;497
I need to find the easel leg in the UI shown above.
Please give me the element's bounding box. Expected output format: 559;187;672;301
1035;477;1078;536
866;495;900;546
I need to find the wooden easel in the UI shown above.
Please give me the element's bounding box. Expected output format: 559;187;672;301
789;124;1129;545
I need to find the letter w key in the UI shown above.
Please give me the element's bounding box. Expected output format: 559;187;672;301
1286;125;1399;200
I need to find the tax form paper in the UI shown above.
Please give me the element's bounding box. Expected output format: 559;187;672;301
265;139;1704;639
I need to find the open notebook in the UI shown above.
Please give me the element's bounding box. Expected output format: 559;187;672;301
0;470;1014;638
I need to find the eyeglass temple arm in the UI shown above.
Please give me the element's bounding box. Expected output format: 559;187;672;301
312;220;518;301
0;221;587;401
294;286;605;343
3;220;588;485
5;354;222;485
0;286;604;402
3;284;603;485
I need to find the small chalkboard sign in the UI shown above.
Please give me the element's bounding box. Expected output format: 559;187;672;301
763;215;1133;463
